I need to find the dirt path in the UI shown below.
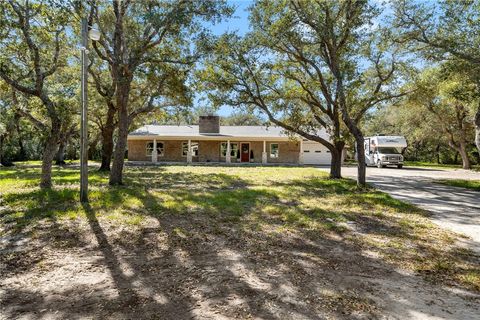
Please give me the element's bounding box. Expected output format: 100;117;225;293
1;214;479;320
320;166;480;254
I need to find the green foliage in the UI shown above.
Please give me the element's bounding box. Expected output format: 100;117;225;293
365;62;478;165
394;0;480;75
393;0;480;157
220;111;265;126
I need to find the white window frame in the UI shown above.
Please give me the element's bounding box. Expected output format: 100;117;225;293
146;141;165;157
270;143;279;158
182;141;199;157
220;142;239;158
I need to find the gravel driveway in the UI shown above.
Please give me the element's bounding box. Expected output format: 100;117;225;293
320;166;480;253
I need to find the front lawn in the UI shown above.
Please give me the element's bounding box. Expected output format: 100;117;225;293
437;179;480;191
405;161;480;170
0;165;478;318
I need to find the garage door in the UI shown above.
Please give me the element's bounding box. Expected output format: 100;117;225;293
302;140;331;165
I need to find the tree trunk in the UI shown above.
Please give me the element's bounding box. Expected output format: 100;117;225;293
55;140;66;165
448;140;471;169
99;131;114;171
18;138;26;161
328;141;345;179
88;137;98;161
341;110;366;188
0;135;3;166
329;149;342;179
436;144;440;164
99;104;116;171
15;121;27;161
458;142;471;169
40;125;60;188
109;115;128;185
475;107;480;156
109;82;131;185
354;135;366;188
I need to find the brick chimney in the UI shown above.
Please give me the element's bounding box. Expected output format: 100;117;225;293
199;115;220;134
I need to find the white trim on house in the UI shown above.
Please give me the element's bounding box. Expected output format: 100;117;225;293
128;135;293;142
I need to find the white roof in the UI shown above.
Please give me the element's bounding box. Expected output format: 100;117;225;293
129;125;289;138
128;125;331;142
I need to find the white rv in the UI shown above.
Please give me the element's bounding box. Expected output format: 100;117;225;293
364;136;407;168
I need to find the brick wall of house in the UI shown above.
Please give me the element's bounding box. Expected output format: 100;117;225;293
198;141;220;162
268;141;301;163
127;140;150;161
127;140;186;162
127;139;300;164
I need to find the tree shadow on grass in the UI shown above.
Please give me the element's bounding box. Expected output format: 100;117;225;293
1;188;78;231
1;168;479;319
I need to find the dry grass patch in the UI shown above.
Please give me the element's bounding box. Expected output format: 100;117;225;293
1;164;479;318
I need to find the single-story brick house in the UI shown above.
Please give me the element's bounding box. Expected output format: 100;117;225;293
127;116;332;165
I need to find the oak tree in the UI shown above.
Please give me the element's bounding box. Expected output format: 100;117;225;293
0;0;72;187
88;0;231;185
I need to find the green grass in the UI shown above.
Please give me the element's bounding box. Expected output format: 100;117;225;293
436;179;480;191
405;161;480;170
11;160;102;166
0;164;478;292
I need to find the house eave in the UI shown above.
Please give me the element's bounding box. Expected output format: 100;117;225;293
127;134;295;141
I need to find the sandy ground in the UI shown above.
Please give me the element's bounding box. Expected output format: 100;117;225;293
323;166;480;254
1;212;479;320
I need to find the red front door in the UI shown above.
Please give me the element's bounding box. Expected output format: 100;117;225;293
240;143;250;162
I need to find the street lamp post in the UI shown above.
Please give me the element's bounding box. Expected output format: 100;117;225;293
80;18;100;203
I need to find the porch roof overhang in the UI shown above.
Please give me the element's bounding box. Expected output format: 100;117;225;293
127;134;294;141
127;125;299;141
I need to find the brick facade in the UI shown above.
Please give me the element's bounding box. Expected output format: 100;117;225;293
127;139;301;164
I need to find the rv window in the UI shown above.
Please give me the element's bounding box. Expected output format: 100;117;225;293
377;147;401;154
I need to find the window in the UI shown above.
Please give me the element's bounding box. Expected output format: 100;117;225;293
182;141;199;157
146;142;164;157
377;147;401;154
270;143;279;158
220;142;239;158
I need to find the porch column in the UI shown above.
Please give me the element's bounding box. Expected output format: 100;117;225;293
152;139;158;163
187;139;192;164
298;139;304;164
262;140;267;164
226;140;231;163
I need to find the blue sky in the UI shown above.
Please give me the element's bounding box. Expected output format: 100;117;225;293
197;1;253;117
211;0;252;36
